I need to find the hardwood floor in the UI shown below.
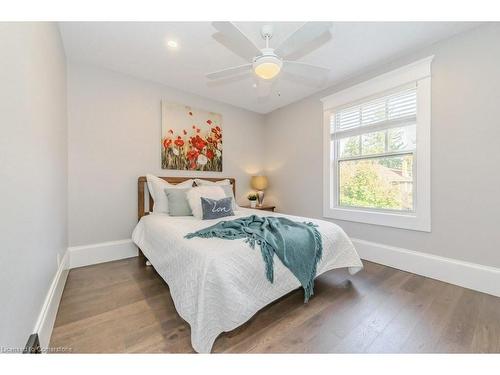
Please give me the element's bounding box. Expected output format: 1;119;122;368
50;257;500;353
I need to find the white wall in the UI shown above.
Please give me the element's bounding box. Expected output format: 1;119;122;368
264;23;500;268
68;64;265;246
0;23;68;348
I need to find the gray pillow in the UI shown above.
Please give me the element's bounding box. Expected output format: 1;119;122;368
201;197;234;220
164;188;192;216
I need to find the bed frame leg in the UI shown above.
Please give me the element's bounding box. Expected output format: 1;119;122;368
138;248;151;267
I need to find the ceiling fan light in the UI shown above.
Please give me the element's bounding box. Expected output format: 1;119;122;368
253;56;282;80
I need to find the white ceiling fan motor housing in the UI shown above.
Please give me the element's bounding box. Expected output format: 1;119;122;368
252;25;283;80
260;25;274;40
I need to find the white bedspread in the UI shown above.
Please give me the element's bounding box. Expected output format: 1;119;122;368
131;208;363;353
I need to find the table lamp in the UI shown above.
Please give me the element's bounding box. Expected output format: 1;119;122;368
251;176;268;207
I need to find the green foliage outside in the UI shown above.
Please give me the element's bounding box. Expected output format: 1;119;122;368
337;126;415;211
339;160;403;210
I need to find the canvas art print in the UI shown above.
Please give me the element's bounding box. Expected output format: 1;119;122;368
161;102;223;171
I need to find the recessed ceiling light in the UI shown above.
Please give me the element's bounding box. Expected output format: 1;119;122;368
167;40;178;49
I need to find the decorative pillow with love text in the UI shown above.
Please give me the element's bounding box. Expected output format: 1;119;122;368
200;197;234;220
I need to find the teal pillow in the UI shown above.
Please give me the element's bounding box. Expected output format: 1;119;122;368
164;188;192;216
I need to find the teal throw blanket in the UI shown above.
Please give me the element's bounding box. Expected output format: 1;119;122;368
185;215;323;302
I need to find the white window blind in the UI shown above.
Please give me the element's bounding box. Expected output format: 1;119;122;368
331;87;417;135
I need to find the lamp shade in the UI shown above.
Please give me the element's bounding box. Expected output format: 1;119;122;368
251;175;268;190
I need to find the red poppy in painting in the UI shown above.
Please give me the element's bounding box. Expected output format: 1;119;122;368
196;128;201;133
215;126;221;132
206;149;214;160
163;138;172;148
206;119;212;125
192;135;207;151
189;111;193;116
174;137;184;147
183;129;187;135
192;125;196;129
168;129;173;134
187;148;199;161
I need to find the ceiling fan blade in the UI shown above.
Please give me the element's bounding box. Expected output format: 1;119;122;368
206;64;253;80
275;22;333;59
212;32;258;62
283;61;330;80
284;31;332;61
212;22;261;61
206;71;253;88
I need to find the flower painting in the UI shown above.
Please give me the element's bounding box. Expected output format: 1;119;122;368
161;102;223;171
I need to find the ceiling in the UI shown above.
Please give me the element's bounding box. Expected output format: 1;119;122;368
59;22;480;114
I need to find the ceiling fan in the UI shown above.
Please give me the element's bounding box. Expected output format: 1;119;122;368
206;22;333;97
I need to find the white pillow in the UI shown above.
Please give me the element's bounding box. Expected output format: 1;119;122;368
194;179;238;210
194;178;230;186
146;174;194;214
187;186;226;219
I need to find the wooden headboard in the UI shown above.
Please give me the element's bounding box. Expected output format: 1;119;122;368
138;176;236;220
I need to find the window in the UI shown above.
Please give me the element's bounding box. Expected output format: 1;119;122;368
322;57;432;231
334;87;417;212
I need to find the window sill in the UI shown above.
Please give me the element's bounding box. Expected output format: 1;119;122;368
323;206;431;232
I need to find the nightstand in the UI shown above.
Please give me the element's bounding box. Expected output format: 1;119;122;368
241;205;276;212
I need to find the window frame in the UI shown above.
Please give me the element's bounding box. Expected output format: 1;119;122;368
321;56;433;232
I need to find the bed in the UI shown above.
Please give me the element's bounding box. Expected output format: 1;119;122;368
132;176;363;353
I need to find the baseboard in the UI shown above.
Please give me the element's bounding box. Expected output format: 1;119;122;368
34;251;69;349
352;238;500;297
68;239;138;269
